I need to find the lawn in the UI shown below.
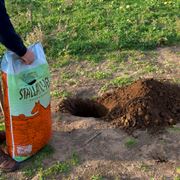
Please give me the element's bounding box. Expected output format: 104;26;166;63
0;0;179;63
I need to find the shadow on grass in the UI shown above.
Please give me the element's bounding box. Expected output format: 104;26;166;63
46;34;180;64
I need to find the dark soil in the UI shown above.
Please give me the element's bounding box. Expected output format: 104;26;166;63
59;79;180;130
59;98;108;118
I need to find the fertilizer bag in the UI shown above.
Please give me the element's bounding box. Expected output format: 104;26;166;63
1;42;52;162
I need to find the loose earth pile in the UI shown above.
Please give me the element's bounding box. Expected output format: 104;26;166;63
59;79;180;130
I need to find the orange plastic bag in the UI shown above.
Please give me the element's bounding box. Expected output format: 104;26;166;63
1;42;52;162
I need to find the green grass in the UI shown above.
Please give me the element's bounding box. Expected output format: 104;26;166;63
51;90;71;99
88;71;112;80
176;167;180;174
91;175;104;180
42;161;70;177
41;152;80;179
1;0;179;63
61;72;75;83
22;145;54;178
139;163;150;172
174;177;180;180
111;76;133;87
168;125;180;133
52;56;72;68
99;75;134;93
124;137;137;148
22;147;79;179
142;64;158;73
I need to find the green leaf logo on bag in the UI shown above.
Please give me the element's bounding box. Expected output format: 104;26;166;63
19;71;50;100
21;72;37;85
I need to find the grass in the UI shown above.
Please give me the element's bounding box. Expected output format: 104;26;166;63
22;145;54;177
175;177;180;180
51;90;71;99
22;145;54;178
88;71;112;80
40;152;80;179
52;55;72;68
140;163;150;172
0;0;179;63
142;64;158;73
22;149;79;179
91;175;104;180
124;137;137;148
42;161;70;177
168;125;180;133
99;75;134;93
176;167;180;174
61;72;73;81
110;76;134;87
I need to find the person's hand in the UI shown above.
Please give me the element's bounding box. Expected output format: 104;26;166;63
21;50;35;65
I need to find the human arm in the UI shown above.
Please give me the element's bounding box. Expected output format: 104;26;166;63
0;1;34;64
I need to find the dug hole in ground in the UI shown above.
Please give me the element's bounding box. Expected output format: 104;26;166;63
48;78;180;179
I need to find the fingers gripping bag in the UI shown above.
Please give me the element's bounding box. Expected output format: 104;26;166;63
1;42;52;162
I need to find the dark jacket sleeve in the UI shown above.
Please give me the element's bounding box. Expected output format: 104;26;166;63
0;0;27;56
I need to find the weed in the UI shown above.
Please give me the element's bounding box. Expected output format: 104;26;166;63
42;152;80;178
108;63;119;73
99;83;109;93
99;76;133;92
174;177;180;180
61;73;72;80
107;51;129;62
51;90;71;99
91;175;103;180
172;78;180;84
60;91;72;99
176;167;180;174
51;90;62;98
70;152;80;166
88;71;112;80
85;53;104;63
140;163;150;172
61;72;73;82
168;125;180;133
23;145;54;178
143;64;157;73
68;79;77;86
23;150;79;179
52;57;71;68
43;161;70;177
110;76;133;87
125;137;137;148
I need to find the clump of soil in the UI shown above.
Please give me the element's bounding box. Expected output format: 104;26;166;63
59;79;180;130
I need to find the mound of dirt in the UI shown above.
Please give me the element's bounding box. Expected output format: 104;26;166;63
59;79;180;131
98;79;180;130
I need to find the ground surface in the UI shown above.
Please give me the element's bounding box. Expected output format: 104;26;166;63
0;45;179;180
